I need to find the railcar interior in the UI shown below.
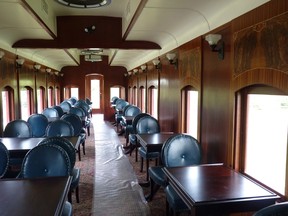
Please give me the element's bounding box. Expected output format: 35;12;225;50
0;0;287;216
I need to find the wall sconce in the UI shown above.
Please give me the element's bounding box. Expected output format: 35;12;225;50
0;51;5;60
133;69;138;75
205;34;224;60
16;57;25;68
152;58;161;70
166;53;178;69
128;71;132;76
124;73;128;77
84;25;96;33
46;68;51;74
34;64;41;71
140;64;147;72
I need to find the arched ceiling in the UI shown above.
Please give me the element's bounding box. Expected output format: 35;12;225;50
0;0;270;71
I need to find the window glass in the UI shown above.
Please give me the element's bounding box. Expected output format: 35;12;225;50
244;94;288;194
91;79;100;109
110;87;120;100
140;86;146;113
48;87;53;107
37;87;45;113
2;90;10;129
149;87;158;119
182;87;198;139
20;88;30;120
71;87;79;99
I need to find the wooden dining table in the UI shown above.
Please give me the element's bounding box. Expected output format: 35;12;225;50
163;164;280;216
0;176;72;216
136;132;176;153
1;136;81;153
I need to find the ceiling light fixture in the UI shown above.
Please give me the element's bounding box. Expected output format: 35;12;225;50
205;34;224;60
84;25;96;33
55;0;111;8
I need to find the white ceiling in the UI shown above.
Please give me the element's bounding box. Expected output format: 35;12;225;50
0;0;270;71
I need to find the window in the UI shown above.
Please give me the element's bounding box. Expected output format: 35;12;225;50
133;86;137;105
140;86;146;112
2;86;14;129
110;87;120;100
37;87;45;113
148;86;158;119
20;87;33;120
91;79;100;109
48;87;53;107
71;87;79;99
55;87;60;105
236;86;288;195
181;86;199;139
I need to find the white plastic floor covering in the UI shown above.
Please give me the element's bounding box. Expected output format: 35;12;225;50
92;120;150;216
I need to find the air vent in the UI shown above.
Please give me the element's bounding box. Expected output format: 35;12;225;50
84;55;102;62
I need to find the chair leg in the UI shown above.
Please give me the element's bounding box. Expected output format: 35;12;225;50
146;159;150;181
135;147;138;162
68;190;72;203
140;157;144;172
77;146;81;161
82;142;86;155
76;186;80;203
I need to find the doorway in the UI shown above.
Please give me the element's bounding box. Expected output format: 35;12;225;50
85;74;104;114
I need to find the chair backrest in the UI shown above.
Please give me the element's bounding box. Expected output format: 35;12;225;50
125;105;141;117
42;107;59;118
85;97;92;105
161;134;201;167
111;96;119;105
0;142;9;178
68;97;77;105
45;119;74;137
136;115;160;134
115;99;129;112
69;106;86;118
60;101;72;113
27;114;49;137
52;105;64;117
38;137;75;174
20;144;70;178
131;113;151;134
3;119;32;138
253;202;288;216
60;113;82;136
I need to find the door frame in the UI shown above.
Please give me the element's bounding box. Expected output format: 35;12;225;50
85;74;104;114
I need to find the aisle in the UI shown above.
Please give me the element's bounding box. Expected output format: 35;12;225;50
91;116;150;216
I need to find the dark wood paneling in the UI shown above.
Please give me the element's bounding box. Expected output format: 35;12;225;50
61;56;126;122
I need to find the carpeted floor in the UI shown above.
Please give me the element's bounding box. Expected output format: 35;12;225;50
72;116;188;216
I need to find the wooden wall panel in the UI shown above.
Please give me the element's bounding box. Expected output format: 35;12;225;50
61;55;126;122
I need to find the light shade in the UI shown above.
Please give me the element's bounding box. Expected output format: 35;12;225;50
166;53;176;61
205;34;222;46
140;65;147;71
0;51;5;59
152;59;160;66
46;68;51;73
34;64;41;70
16;58;25;65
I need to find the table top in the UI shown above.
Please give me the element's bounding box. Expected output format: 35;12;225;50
0;136;80;152
163;164;279;215
136;132;175;152
0;176;71;216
